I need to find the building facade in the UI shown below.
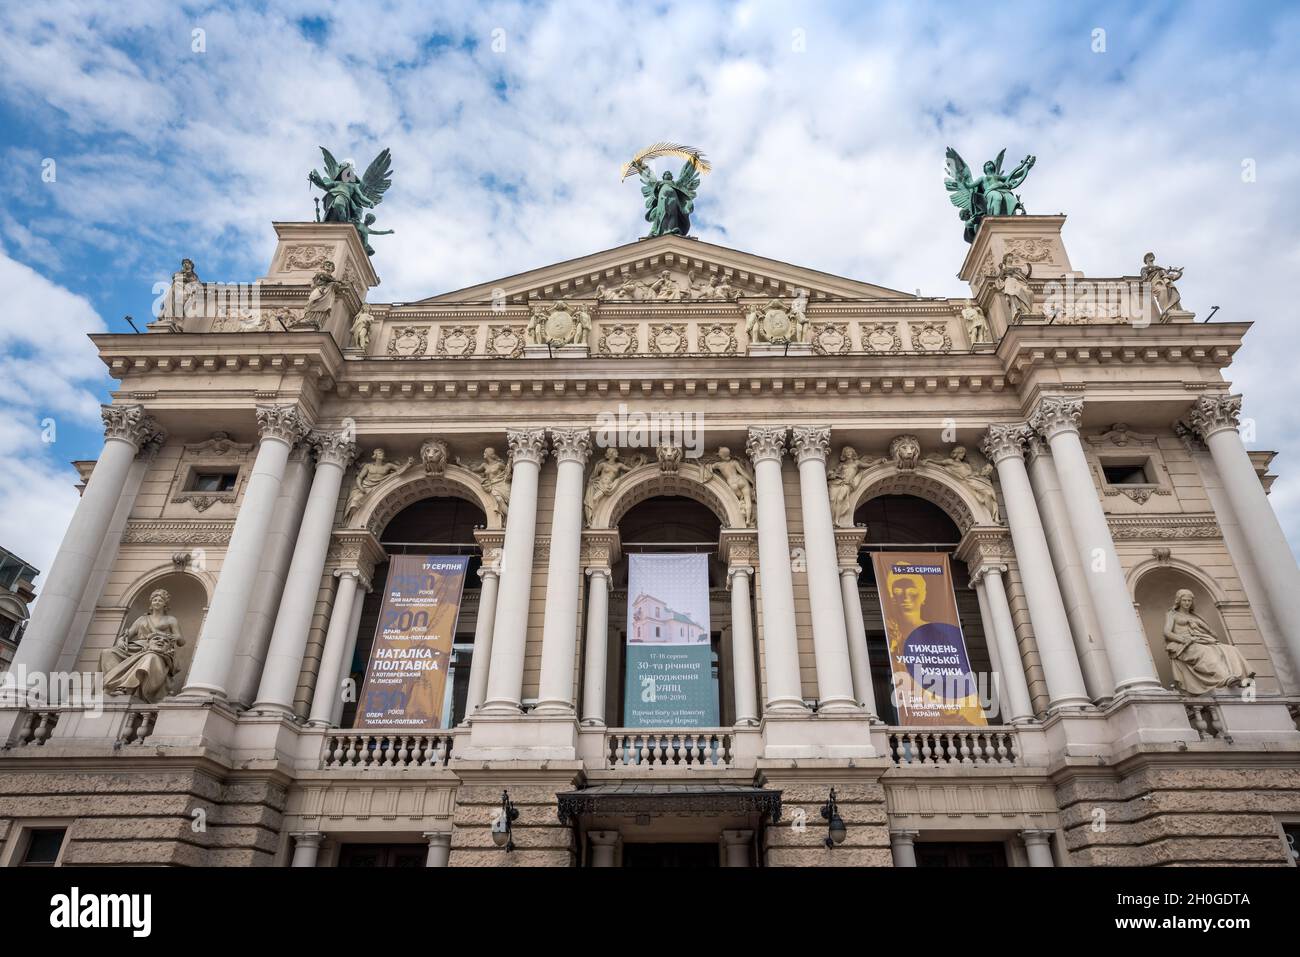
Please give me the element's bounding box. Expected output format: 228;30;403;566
2;214;1300;868
0;547;38;675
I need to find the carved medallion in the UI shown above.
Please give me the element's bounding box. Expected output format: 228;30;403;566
282;244;332;271
862;322;903;353
700;323;737;355
599;323;638;356
650;323;687;355
487;324;525;358
437;325;476;357
389;326;430;357
1004;237;1054;263
913;322;952;353
811;322;849;355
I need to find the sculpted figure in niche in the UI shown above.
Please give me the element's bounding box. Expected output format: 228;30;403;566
461;447;512;519
924;446;999;520
702;447;755;526
100;589;185;704
345;449;414;518
584;448;645;525
827;446;884;526
1164;589;1254;694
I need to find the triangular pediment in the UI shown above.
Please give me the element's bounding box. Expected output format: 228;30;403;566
415;235;910;304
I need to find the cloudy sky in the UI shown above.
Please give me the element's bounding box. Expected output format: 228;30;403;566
1;0;1298;578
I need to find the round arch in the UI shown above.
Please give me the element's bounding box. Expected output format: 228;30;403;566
116;571;210;694
848;461;992;533
1130;560;1233;691
353;465;503;534
594;464;741;530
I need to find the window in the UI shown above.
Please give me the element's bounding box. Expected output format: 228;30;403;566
1099;458;1154;485
189;471;238;492
18;828;66;866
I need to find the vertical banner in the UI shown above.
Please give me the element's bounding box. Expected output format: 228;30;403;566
623;553;717;727
357;554;469;728
871;551;987;727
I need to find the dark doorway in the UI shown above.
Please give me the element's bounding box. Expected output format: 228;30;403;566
915;842;1008;867
336;843;426;867
622;842;719;868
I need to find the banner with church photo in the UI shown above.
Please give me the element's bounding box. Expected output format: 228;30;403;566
357;554;469;728
871;551;987;727
623;553;717;728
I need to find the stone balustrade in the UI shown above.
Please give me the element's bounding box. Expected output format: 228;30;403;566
606;730;733;768
887;727;1021;767
320;731;455;769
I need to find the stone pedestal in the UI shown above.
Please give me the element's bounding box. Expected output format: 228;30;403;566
260;222;378;348
523;343;589;359
746;341;813;357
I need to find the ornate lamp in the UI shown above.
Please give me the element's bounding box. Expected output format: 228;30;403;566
492;790;519;851
820;788;847;849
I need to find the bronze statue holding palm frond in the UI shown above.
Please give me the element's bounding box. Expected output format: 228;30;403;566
622;143;710;237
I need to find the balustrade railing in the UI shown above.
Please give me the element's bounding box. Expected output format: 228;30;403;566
13;710;59;746
606;730;732;768
888;727;1020;767
320;732;454;769
1185;703;1227;740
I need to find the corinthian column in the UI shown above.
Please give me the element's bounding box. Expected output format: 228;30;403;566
790;426;858;712
1029;397;1162;695
536;428;592;715
982;424;1091;711
182;404;307;699
1190;394;1300;675
481;429;547;714
252;428;358;715
745;427;806;714
5;405;163;700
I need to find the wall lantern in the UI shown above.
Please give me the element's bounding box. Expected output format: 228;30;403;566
820;788;847;849
492;789;519;851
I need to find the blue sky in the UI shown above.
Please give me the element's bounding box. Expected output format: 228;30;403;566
2;0;1299;577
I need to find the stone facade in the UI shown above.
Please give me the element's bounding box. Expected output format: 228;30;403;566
2;216;1300;868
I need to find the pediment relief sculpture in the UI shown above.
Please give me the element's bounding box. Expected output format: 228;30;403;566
527;302;591;347
1164;589;1254;695
345;449;415;519
1086;423;1157;447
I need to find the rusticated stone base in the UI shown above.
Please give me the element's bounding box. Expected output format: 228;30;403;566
759;767;893;867
447;780;579;867
0;767;286;866
1053;755;1300;866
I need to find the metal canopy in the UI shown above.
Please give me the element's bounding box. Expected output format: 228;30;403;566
556;782;781;825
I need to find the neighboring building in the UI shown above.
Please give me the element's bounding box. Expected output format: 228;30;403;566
629;593;707;644
2;210;1300;868
0;547;38;674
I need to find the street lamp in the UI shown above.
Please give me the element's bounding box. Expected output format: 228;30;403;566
820;788;847;849
492;790;519;852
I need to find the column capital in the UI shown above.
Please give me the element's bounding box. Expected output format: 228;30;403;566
1028;395;1083;441
255;402;310;445
507;427;548;466
721;828;754;845
727;564;754;587
1188;393;1242;440
745;425;789;464
422;831;452;846
981;423;1031;463
790;425;832;465
967;562;1008;587
1019;828;1054;844
889;829;920;842
332;567;370;590
549;427;592;465
101;403;165;451
585;565;611;581
290;831;323;847
310;428;359;468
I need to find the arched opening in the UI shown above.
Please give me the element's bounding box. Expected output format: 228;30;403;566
1134;566;1231;692
343;496;487;728
853;494;999;724
120;572;208;697
603;496;738;727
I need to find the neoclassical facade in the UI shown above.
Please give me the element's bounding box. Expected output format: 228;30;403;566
2;215;1300;868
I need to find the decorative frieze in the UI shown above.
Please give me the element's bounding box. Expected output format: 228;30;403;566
1107;514;1222;540
861;321;904;353
698;322;738;355
121;520;234;545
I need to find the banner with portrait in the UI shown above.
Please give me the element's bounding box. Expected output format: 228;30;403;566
356;554;469;728
871;551;987;727
623;553;717;727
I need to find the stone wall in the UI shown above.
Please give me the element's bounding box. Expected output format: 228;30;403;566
761;772;892;867
447;779;577;867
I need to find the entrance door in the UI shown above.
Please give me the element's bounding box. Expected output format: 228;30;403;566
337;843;426;867
622;843;719;868
915;842;1007;867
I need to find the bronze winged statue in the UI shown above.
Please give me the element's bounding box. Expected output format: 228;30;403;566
944;147;1035;243
308;147;395;256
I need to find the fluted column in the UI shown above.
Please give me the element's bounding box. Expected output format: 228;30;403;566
423;832;451;867
463;562;501;717
890;830;920;867
1021;830;1056;867
727;565;759;725
182;404;307;699
536;428;592;715
790;426;858;712
580;567;611;725
1029;397;1162;694
252;428;358;715
1025;438;1115;701
745;427;806;714
307;569;364;727
971;564;1034;724
838;567;879;716
290;832;322;868
481;429;547;714
1190;394;1300;675
982;424;1091;711
5;405;163;700
231;446;313;706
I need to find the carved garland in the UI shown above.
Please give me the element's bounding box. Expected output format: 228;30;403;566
388;325;430;357
811;322;850;356
861;322;904;353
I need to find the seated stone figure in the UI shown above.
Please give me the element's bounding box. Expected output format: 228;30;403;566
99;588;186;703
1163;588;1253;695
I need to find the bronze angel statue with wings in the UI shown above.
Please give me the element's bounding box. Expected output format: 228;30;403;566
308;147;395;255
943;147;1035;243
622;143;710;238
